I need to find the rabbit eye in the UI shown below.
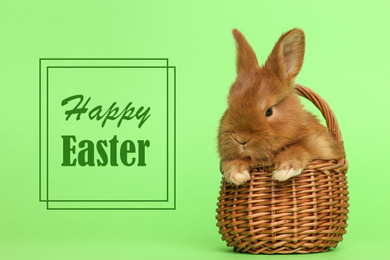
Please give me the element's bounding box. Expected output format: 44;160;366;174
265;107;273;117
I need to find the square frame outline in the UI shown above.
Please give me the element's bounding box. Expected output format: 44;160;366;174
39;58;176;210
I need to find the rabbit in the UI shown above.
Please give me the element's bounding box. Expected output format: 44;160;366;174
218;28;345;185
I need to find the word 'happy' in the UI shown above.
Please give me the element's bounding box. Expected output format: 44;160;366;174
61;95;151;128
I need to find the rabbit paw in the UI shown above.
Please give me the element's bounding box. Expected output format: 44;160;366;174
221;160;251;185
273;147;310;182
273;167;302;182
225;169;250;185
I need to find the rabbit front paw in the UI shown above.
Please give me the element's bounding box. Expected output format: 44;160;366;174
273;167;303;182
221;160;251;185
273;147;311;182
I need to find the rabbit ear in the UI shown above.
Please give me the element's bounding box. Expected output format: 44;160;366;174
265;29;305;85
232;29;259;75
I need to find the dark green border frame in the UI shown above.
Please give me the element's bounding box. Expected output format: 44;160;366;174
39;58;176;210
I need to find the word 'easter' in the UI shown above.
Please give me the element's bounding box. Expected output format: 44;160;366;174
61;95;151;128
62;135;150;167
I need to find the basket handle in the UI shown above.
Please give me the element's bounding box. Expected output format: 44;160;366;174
295;84;343;143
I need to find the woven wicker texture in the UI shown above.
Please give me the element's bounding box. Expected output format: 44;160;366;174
216;85;349;254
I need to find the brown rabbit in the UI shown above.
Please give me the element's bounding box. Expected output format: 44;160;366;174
218;29;345;185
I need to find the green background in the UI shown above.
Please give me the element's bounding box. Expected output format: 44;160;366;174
1;0;389;259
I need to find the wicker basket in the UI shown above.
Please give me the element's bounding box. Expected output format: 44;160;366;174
216;84;349;254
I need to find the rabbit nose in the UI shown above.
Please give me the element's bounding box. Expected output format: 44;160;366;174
235;137;251;145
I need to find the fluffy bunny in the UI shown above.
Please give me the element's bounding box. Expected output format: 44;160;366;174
218;28;345;185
